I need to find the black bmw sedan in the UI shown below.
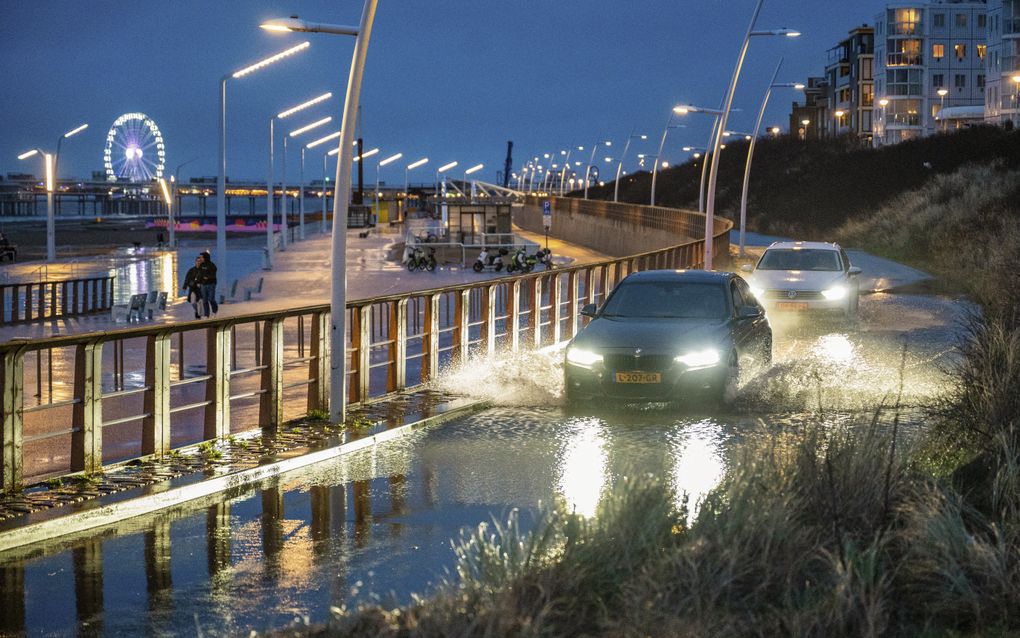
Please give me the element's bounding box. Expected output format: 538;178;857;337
563;270;772;405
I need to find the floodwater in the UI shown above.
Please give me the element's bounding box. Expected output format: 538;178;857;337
0;290;970;636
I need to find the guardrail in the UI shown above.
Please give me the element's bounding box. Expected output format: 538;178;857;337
0;197;731;491
0;276;115;325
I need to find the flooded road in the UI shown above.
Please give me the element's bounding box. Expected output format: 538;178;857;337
0;289;971;636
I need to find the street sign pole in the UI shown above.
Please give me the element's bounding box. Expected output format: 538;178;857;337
542;200;552;250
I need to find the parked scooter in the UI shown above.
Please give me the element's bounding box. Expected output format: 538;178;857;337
472;247;507;273
506;247;538;274
405;246;437;272
535;248;554;270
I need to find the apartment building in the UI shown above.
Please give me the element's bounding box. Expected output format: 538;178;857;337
826;26;876;141
985;0;1020;125
873;1;988;145
789;76;829;139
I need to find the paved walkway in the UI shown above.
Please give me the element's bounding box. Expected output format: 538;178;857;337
0;227;611;341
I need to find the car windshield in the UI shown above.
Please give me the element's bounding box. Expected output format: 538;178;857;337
757;248;842;272
600;281;728;319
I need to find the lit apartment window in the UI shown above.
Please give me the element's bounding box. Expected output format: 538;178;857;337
955;14;967;27
954;43;966;59
955;74;966;88
933;13;946;27
933;43;945;59
977;44;987;59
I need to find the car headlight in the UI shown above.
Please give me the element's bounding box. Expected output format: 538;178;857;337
821;285;848;300
566;347;603;367
674;348;721;370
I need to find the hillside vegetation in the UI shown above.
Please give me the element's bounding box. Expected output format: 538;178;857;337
588;126;1020;235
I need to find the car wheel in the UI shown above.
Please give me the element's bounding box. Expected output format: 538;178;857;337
713;351;740;407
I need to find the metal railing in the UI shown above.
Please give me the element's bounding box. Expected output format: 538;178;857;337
0;276;115;325
0;197;731;490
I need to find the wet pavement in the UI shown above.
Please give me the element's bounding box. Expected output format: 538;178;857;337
0;278;972;636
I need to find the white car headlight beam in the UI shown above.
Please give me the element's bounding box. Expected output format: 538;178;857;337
566;348;603;367
675;348;722;370
821;285;848;301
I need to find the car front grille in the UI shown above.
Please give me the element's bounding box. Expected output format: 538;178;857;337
764;289;824;301
604;354;674;372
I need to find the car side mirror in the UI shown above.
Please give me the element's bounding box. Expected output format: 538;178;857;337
738;306;763;319
848;266;862;276
739;264;754;273
580;304;597;318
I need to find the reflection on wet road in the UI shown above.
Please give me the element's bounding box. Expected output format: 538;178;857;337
0;289;970;636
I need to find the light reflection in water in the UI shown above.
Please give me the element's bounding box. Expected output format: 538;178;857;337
557;419;608;517
670;421;725;520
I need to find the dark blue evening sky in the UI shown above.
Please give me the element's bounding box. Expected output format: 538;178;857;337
1;1;887;186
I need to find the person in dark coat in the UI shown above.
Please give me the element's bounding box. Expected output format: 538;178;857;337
182;256;204;319
198;251;219;318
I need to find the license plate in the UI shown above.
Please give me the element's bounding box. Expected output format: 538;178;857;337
615;372;662;384
776;302;809;310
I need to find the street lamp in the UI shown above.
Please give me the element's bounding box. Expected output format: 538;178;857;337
584;140;611;200
737;59;804;256
261;5;377;425
307;130;347;235
936;87;949;133
650;111;689;206
465;163;484;199
18;149;55;260
54;123;88;187
436;161;457;198
558;149;576;196
703;0;800;270
158;177;173;250
403;157;428;222
268;92;333;267
285;116;332;247
219;40;310;288
376;152;403;221
613;131;647;203
672;104;726;212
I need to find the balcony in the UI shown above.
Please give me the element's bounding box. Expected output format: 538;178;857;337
887;53;924;66
889;21;924;36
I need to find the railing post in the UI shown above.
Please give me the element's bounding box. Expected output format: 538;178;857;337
259;318;284;432
392;300;408;391
142;332;171;457
60;281;68;317
11;285;19;323
203;325;231;441
308;311;330;412
422;294;440;383
456;290;470;362
358;305;372;402
529;276;543;348
551;273;563;345
599;267;610;306
567;270;579;338
508;280;521;352
483;285;497;356
586;267;597;307
23;284;31;322
1;347;25;492
71;340;103;474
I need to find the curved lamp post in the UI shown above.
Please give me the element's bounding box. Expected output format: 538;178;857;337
583;140;611;200
268;92;332;267
737;59;804;256
219;41;310;287
261;5;377;424
613;131;647;203
650;114;685;206
673;104;726;212
703;0;799;270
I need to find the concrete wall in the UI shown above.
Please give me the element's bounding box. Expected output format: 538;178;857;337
514;197;728;262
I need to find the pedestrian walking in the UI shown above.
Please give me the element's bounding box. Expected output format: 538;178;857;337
199;251;219;318
182;255;204;319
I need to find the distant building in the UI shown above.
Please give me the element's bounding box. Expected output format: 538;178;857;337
985;0;1020;126
790;77;829;140
826;26;876;141
873;1;988;145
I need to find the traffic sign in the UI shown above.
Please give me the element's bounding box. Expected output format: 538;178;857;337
542;200;552;230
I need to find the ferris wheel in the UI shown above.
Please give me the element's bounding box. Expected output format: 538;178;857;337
104;112;166;182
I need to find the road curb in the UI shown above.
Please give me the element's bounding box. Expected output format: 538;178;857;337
0;397;491;554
